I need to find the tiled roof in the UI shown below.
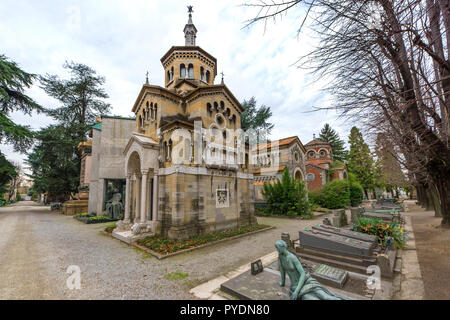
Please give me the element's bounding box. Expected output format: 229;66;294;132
253;136;300;151
305;139;330;147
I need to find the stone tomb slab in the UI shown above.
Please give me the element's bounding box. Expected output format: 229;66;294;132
299;229;375;257
220;269;291;300
220;268;367;300
267;260;348;289
312;224;378;245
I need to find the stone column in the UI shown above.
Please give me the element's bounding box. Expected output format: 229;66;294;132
124;174;132;223
152;175;158;221
134;173;141;223
141;170;148;223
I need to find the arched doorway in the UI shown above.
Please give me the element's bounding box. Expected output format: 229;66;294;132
126;151;141;223
294;168;304;181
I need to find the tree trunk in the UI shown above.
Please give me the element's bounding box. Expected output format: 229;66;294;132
425;187;435;211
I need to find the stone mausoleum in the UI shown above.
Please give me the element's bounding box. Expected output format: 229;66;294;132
88;115;136;215
112;8;256;242
304;135;347;190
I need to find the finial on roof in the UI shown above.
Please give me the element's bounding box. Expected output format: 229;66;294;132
184;6;197;46
145;71;149;84
221;71;225;84
313;133;316;139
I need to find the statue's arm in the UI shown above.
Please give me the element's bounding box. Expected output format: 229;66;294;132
292;258;306;299
278;258;285;287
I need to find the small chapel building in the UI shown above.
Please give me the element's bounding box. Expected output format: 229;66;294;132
112;8;256;242
304;135;347;190
252;136;307;201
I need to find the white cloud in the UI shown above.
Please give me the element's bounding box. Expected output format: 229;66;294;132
0;0;351;168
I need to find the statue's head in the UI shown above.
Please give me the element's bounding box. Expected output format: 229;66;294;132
275;240;288;255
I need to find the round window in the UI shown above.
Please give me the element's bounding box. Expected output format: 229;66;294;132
307;173;315;181
294;152;299;162
320;150;326;157
308;151;315;158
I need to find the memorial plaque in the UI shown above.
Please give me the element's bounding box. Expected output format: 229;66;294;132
299;229;375;257
251;259;264;275
311;264;348;288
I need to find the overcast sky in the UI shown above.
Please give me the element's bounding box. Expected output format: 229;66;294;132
0;0;351;170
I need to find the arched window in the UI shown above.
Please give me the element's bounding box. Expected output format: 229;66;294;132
213;101;218;111
170;67;174;81
188;64;194;78
207;103;212;115
220;101;225;110
206;70;210;83
163;141;168;160
143;109;146;122
154;103;157;120
168;139;173;160
200;67;205;81
180;64;186;78
167;70;171;82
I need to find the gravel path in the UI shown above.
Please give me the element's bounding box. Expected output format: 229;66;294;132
0;201;328;300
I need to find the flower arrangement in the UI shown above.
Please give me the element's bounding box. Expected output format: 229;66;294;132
353;217;407;249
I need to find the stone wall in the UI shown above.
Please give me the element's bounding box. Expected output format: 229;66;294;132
157;168;255;239
88;117;135;214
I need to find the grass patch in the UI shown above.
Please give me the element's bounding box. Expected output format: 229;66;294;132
137;224;270;255
165;271;189;280
104;222;117;233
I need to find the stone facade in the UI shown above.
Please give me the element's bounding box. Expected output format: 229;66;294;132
305;136;348;190
88;115;136;215
252;136;307;202
113;10;256;241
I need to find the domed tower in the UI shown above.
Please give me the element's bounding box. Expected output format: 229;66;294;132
304;135;333;168
161;7;217;91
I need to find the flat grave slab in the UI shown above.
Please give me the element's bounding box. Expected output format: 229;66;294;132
220;268;368;300
220;269;291;300
312;224;378;244
299;229;375;257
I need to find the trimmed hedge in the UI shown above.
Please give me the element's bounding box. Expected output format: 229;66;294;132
320;179;350;209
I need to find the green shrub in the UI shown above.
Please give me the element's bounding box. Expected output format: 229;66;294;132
16;194;22;201
349;182;364;207
308;189;322;206
353;217;407;249
320;179;350;209
262;169;312;218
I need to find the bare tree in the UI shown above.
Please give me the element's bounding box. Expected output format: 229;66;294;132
245;0;450;226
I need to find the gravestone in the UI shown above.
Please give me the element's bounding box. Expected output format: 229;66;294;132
312;224;378;245
311;264;348;288
332;209;348;228
350;207;363;223
281;232;293;249
251;259;264;275
299;228;375;257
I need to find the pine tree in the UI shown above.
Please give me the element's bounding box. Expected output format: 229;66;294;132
0;55;43;152
318;123;348;162
241;97;274;140
374;134;407;197
347;127;375;198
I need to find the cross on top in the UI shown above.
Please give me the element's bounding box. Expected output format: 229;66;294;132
221;71;225;83
187;6;193;13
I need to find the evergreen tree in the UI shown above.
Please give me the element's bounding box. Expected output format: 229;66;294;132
0;153;17;195
262;169;311;217
0;55;43;152
318;123;347;162
241;97;274;140
40;61;111;138
374;134;407;197
26;124;81;201
347;127;375;198
28;62;111;199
